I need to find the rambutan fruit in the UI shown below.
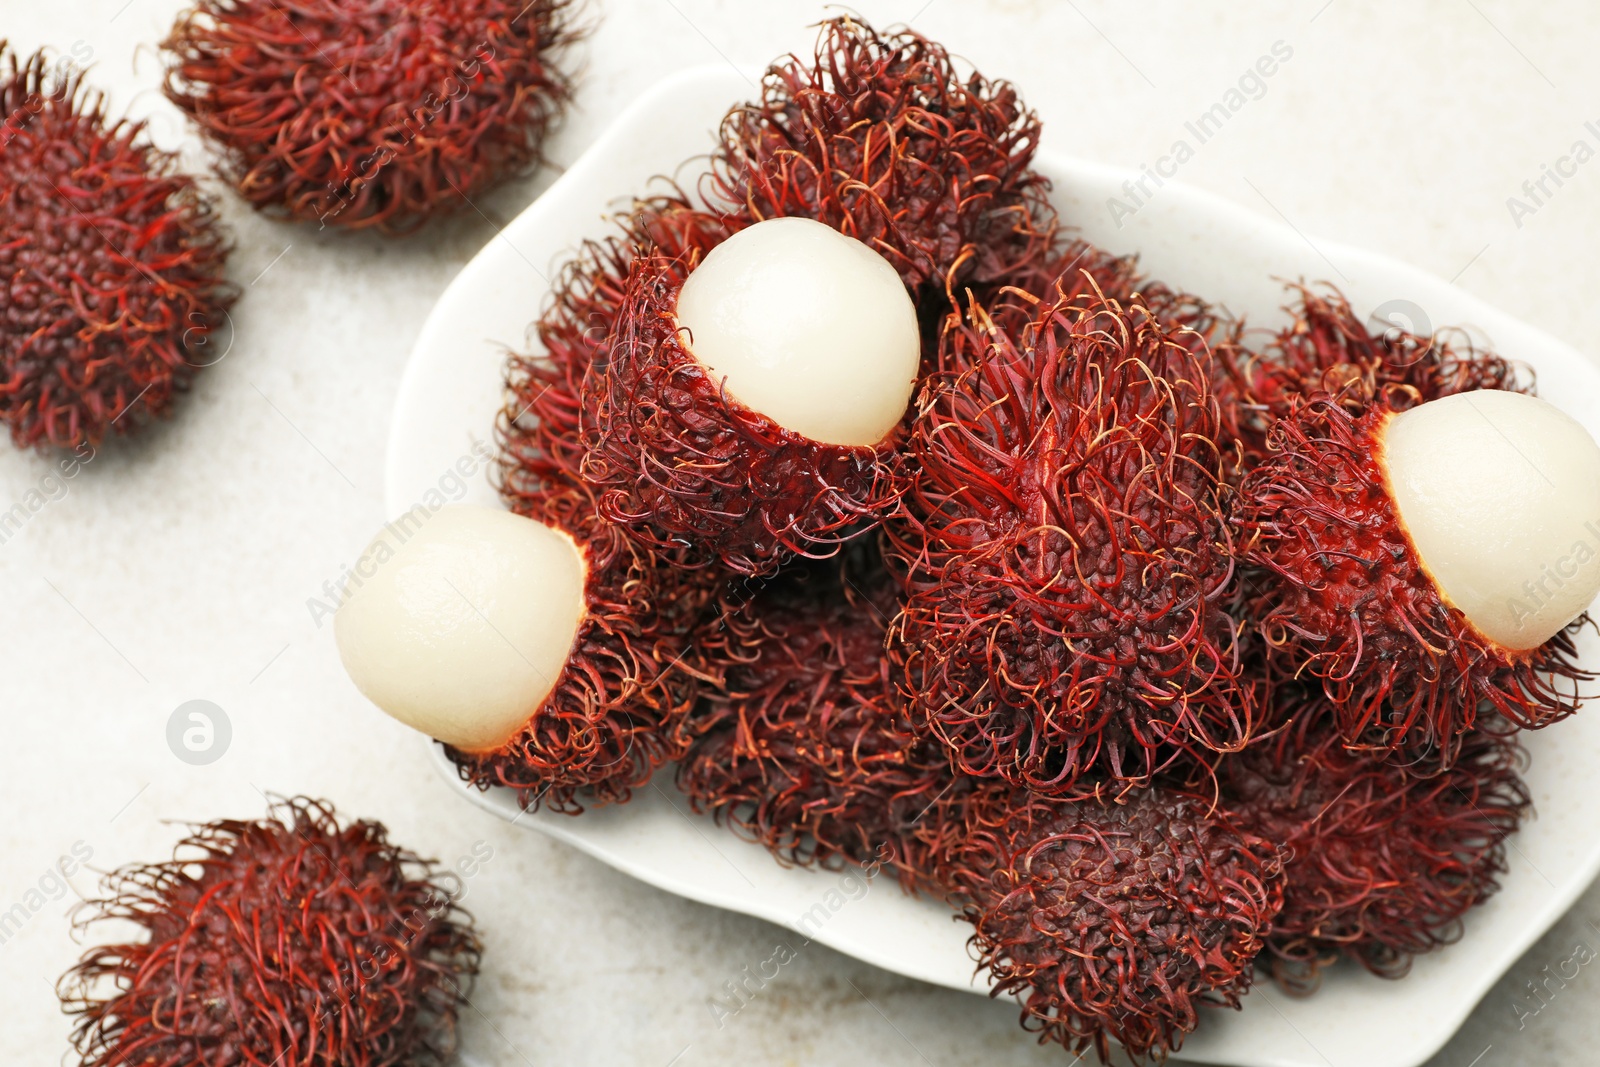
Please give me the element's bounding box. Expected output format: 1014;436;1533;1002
335;498;712;813
577;215;922;575
886;284;1252;796
0;43;235;451
925;783;1282;1063
677;538;952;886
161;0;581;233
1219;698;1530;994
1237;388;1599;756
1216;283;1526;474
707;16;1055;307
58;796;481;1067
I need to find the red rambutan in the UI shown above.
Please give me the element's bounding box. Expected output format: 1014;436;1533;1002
705;16;1055;304
58;796;481;1067
886;284;1252;796
1219;698;1531;994
161;0;581;233
924;783;1282;1063
677;539;952;885
0;43;235;451
1236;390;1595;757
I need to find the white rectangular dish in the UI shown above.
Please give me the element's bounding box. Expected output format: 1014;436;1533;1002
387;66;1600;1067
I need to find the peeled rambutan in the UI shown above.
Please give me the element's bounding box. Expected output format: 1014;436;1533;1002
707;16;1055;306
924;783;1281;1063
336;492;713;814
58;796;481;1067
1219;697;1530;994
1216;283;1526;473
886;284;1252;796
1236;388;1597;757
677;538;952;885
0;43;235;451
161;0;580;233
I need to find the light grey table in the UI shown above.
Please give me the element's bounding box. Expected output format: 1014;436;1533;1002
3;2;1597;1064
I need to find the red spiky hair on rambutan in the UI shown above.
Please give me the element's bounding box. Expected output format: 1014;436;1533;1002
1218;696;1531;994
1236;393;1591;757
677;538;953;887
706;15;1054;305
0;43;235;451
58;796;480;1067
922;783;1282;1064
1216;283;1527;473
446;478;714;813
162;0;581;232
885;282;1253;796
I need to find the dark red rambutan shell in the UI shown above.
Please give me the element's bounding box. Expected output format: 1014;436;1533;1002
677;538;953;886
885;285;1252;796
1219;700;1531;994
444;479;714;813
0;44;235;451
58;796;481;1067
1215;283;1528;475
706;16;1054;306
162;0;581;233
576;247;907;576
1236;394;1592;758
923;783;1282;1064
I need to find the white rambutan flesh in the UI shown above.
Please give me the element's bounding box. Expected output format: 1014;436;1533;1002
334;504;587;751
673;216;920;448
1383;390;1600;650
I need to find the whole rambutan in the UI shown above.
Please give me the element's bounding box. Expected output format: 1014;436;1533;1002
0;43;235;451
1216;283;1527;474
1219;698;1531;994
678;538;952;886
925;784;1282;1063
886;284;1252;796
58;796;481;1067
706;16;1055;306
162;0;581;233
337;494;714;814
1236;388;1597;757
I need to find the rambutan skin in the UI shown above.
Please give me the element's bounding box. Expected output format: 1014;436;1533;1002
1216;283;1527;475
707;16;1054;304
886;288;1252;796
0;44;235;450
578;249;906;576
925;784;1282;1064
678;539;953;885
58;796;481;1067
162;0;580;233
1236;395;1591;756
1219;702;1531;994
444;479;713;814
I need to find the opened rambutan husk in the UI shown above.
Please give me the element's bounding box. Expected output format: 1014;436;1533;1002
919;782;1282;1064
446;477;714;814
1217;694;1531;995
706;15;1055;307
1236;392;1592;757
0;43;235;451
886;283;1253;796
1216;282;1528;475
678;538;954;886
58;796;481;1067
162;0;581;233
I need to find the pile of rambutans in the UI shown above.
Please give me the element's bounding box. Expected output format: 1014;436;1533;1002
322;14;1600;1065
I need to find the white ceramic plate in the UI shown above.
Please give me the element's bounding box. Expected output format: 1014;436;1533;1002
389;66;1600;1067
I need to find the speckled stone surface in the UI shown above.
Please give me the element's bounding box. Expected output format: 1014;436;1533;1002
4;2;1599;1065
